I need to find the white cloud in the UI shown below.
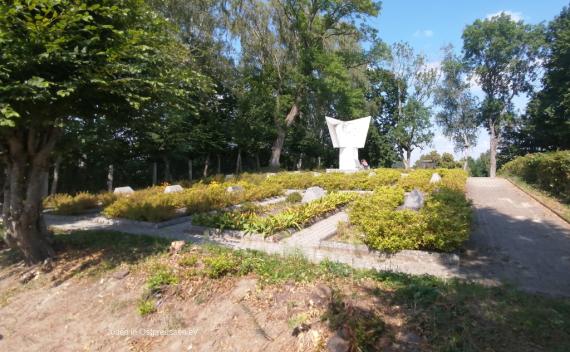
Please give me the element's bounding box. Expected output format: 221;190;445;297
485;10;523;21
413;29;434;38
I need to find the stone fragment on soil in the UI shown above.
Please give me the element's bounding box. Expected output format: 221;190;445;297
397;189;425;211
112;269;130;280
326;333;350;352
169;240;185;254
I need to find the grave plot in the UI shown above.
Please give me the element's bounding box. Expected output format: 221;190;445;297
100;181;283;224
321;172;471;253
191;189;359;240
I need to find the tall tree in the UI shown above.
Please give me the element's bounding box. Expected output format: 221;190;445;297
0;0;207;264
507;5;570;155
232;0;381;169
435;45;479;170
387;42;437;169
462;13;544;177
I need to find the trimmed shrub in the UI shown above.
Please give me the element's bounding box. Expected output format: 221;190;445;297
43;192;115;215
500;151;570;203
349;186;471;252
267;169;401;191
286;192;302;203
397;168;468;193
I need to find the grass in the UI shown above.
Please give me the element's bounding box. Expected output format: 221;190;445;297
2;230;569;350
504;175;570;223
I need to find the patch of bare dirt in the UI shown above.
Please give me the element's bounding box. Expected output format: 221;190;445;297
0;250;424;352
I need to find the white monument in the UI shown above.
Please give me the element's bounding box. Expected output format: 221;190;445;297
325;116;371;171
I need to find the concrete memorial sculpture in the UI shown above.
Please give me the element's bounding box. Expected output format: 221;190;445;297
325;116;371;171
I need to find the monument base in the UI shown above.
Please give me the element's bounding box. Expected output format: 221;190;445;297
325;168;360;174
339;147;360;170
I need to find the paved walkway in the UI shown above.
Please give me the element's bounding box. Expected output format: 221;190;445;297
463;177;570;296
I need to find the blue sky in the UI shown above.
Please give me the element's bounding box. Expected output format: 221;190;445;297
371;0;569;162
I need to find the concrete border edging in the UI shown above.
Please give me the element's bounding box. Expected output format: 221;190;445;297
503;177;570;225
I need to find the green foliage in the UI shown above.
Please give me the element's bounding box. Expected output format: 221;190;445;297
468;151;490;177
0;0;208;129
203;252;240;278
146;267;178;293
500;151;570;203
499;6;570;158
194;192;357;236
44;192;117;215
414;150;462;169
349;182;471;252
462;12;544;175
397;168;468;193
268;169;401;191
434;45;479;156
137;299;156;316
102;181;283;222
285;192;302;203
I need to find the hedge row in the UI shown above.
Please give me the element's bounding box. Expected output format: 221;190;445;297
44;192;116;215
102;181;283;222
500;151;570;203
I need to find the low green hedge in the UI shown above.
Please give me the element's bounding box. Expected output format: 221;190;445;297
44;192;116;215
349;186;471;252
267;169;401;190
102;181;283;222
500;151;570;203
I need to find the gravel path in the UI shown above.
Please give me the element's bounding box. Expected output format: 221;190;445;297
462;177;570;296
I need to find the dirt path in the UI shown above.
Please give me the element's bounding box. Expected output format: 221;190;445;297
463;177;570;296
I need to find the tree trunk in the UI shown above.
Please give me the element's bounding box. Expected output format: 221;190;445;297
162;156;172;182
317;156;322;169
216;154;221;174
269;103;299;169
41;170;49;199
463;147;469;171
152;162;157;185
235;148;242;174
489;120;498;178
489;138;498;178
403;149;412;170
3;131;58;265
188;159;193;181
255;152;260;171
50;155;61;195
203;154;210;178
107;164;114;192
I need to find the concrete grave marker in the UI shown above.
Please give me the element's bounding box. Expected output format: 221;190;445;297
226;185;244;193
397;189;425;211
164;185;183;194
113;186;134;195
430;173;442;184
302;186;326;203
